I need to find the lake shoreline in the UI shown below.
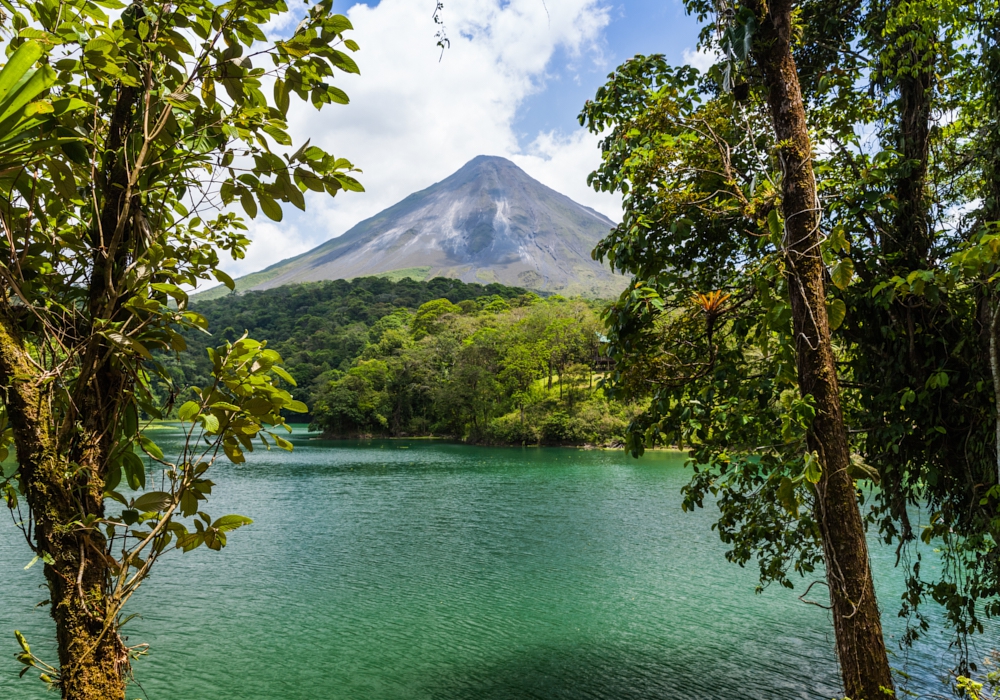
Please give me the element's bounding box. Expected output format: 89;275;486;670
313;431;685;452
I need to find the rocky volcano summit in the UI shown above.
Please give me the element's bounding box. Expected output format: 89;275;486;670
211;156;623;298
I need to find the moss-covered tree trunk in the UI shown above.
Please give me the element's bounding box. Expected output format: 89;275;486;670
0;318;127;699
744;0;895;696
0;76;140;700
45;530;124;700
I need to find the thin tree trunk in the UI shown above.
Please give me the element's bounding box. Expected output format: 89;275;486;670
744;0;895;696
984;12;1000;487
991;301;1000;486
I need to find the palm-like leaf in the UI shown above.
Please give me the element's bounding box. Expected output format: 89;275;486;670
0;41;57;169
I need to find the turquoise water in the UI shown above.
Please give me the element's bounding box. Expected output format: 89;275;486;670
0;427;965;698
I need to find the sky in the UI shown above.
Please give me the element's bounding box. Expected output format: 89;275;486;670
220;0;710;282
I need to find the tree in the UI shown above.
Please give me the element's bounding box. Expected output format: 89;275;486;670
0;1;361;697
581;2;894;693
411;298;461;339
742;1;893;692
585;0;1000;689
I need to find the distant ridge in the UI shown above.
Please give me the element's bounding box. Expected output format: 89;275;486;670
199;156;624;300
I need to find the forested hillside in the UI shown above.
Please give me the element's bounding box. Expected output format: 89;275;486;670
166;277;635;444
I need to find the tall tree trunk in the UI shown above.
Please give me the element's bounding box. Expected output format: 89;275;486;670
991;302;1000;485
891;65;933;271
744;0;895;696
886;4;935;383
984;8;1000;487
0;319;127;699
0;79;141;700
46;539;125;700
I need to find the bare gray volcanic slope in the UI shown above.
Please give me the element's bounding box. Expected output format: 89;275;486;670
206;156;623;298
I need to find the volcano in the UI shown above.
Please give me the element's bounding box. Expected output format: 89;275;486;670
206;155;623;298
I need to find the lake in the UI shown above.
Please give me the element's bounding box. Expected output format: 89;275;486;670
0;427;965;698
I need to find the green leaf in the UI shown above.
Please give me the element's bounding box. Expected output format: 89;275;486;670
223;441;245;463
331;50;359;74
47;158;77;200
240;190;257;219
165;91;198;112
286;399;308;413
0;41;43;105
767;208;782;239
326;86;349;105
274;78;290;115
272;433;293;451
831;257;854;290
258;193;282;222
777;476;798;516
15;630;30;654
122;451;146;490
262;123;292;146
272;365;297;386
803;453;822;484
826;298;846;331
213;269;236;291
133;491;172;512
123;403;139;437
245;398;274;416
199;413;220;433
106;331;153;360
212;514;252;532
177;401;200;421
139;435;164;461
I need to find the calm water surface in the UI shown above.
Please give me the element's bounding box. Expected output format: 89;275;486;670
0;427;971;698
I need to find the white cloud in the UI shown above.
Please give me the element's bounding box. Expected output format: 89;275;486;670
682;46;718;73
215;0;620;282
512;128;618;217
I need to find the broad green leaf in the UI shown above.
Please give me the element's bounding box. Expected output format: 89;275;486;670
133;491;172;513
272;365;297;386
831;257;854;290
0;41;43;104
777;476;797;516
123;451;146;490
223;441;245;463
326;86;349;105
199;414;220;433
139;435;164;461
240;190;257;219
0;64;56;125
177;401;200;421
827;298;847;331
259;193;282;221
212;514;252;532
213;269;236;290
803;453;822;484
767;208;781;239
104;463;122;492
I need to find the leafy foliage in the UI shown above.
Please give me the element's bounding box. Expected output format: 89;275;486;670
163;276;536;415
581;0;1000;682
0;0;362;694
308;291;638;445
